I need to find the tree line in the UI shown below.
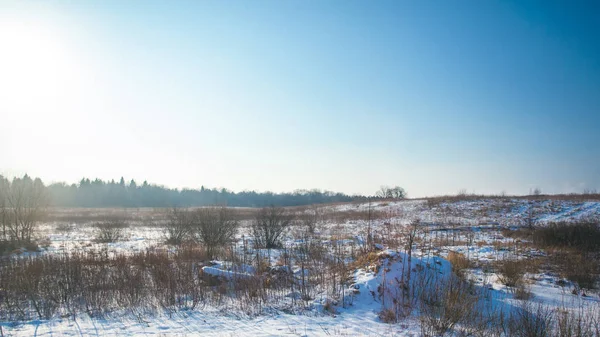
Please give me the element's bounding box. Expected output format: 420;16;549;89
3;175;406;209
48;177;371;207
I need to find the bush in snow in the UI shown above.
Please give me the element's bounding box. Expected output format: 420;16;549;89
94;221;128;243
196;206;239;259
252;206;293;249
447;251;471;277
419;274;478;337
496;259;528;288
507;302;555;337
164;207;195;245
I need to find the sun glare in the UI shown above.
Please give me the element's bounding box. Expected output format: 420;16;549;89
0;18;80;121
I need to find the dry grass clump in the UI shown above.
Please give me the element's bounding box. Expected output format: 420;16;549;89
447;251;471;276
495;259;528;288
419;274;478;337
351;251;382;270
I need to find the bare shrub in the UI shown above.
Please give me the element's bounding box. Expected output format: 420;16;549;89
508;302;555;337
496;259;527;288
252;206;293;249
94;221;128;243
196;206;238;259
164;208;194;245
0;175;49;243
419;275;478;337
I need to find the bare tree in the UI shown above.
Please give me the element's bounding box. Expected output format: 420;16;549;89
4;175;49;243
376;186;407;199
165;208;194;245
531;187;542;196
196;206;239;259
252;205;293;249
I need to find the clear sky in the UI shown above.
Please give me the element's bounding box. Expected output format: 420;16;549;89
1;0;599;197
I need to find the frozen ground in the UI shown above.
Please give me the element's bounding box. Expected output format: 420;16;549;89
2;197;600;336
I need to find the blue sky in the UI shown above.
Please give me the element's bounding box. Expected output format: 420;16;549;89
1;0;598;197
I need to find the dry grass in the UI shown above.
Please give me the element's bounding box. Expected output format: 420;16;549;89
495;259;529;288
419;274;478;337
379;307;397;323
550;252;600;291
351;251;383;273
447;251;471;276
321;208;387;224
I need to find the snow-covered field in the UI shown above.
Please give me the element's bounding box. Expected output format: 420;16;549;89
2;198;600;336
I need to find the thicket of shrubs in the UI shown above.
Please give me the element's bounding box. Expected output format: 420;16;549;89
0;233;357;323
164;207;240;259
0;246;291;321
532;221;600;252
531;221;600;291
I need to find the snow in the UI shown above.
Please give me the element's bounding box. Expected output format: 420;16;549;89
2;198;600;336
202;265;256;280
2;309;421;336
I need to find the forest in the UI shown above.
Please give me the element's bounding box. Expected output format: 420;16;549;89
3;175;381;208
